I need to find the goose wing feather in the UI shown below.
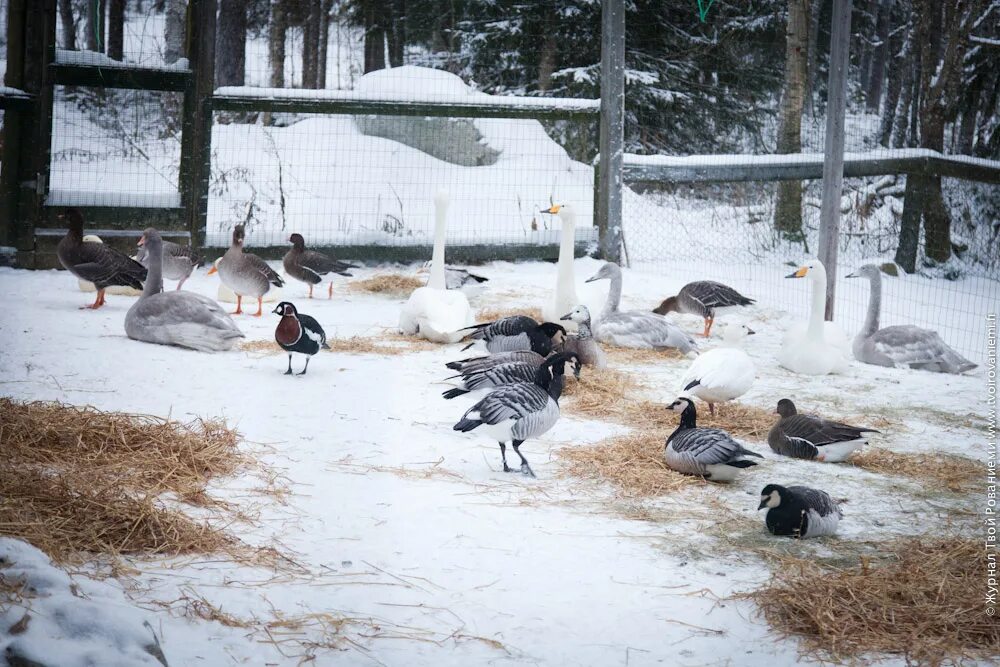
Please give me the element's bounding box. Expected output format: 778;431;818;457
870;325;972;369
598;311;698;352
670;428;750;464
470;383;550;424
779;413;875;445
459;362;537;390
683;281;754;309
69;242;147;289
788;485;841;518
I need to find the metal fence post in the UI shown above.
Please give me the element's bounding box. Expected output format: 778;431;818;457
818;0;852;320
180;0;217;249
598;0;625;263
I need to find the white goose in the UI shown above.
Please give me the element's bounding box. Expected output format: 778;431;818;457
778;259;851;375
398;192;474;343
679;323;755;415
540;204;581;329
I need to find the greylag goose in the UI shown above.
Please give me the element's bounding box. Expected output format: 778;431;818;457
135;236;203;290
847;264;976;374
453;352;577;478
459;315;566;354
586;262;698;354
664;397;762;481
758;484;842;538
443;356;581;400
558;305;606;368
124;228;243;351
679;324;755;415
207;224;284;316
654;281;755;337
56;208;146;309
768;398;878;462
283;233;357;299
445;350;546;374
273;301;328;375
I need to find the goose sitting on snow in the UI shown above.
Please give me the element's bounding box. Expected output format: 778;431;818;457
56;208;147;309
654;281;755;337
768;398;878;462
847;263;976;374
135;234;203;290
398;191;474;343
124;228;244;352
558;305;606;368
679;324;755;415
283;233;358;299
458;315;566;354
758;484;842;539
208;224;285;316
453;352;577;478
443;356;581;400
586;262;699;354
445;350;546;375
778;259;851;375
664;397;763;482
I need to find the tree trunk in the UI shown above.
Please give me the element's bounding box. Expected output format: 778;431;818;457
363;0;386;73
878;12;904;146
303;0;319;87
974;70;999;156
805;0;824;116
891;41;917;148
773;0;810;241
537;33;558;92
87;0;105;52
216;0;246;87
894;173;924;272
387;0;406;67
59;0;76;50
317;0;331;87
865;0;890;113
269;0;287;87
906;56;921;146
164;0;186;64
107;0;124;59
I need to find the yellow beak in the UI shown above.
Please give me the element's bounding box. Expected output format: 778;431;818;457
541;204;562;214
207;266;218;276
785;266;809;279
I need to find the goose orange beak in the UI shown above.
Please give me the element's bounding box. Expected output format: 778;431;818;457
207;266;218;276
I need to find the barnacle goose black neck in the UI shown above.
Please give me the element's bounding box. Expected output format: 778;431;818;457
663;397;763;482
758;484;842;538
458;315;566;355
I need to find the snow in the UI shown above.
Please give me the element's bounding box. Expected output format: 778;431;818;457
46;190;182;209
0;85;29;98
0;258;988;665
623;148;1000;170
54;48;190;71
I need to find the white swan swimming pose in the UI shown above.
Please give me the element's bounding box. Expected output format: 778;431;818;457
777;259;851;375
398;192;474;343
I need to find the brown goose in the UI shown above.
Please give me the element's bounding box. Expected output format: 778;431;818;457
282;233;358;299
135;236;203;290
56;208;146;309
768;399;878;462
207;225;284;316
653;281;754;337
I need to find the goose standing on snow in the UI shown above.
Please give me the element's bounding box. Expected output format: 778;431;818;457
453;352;577;478
540;204;582;328
768;398;878;462
586;262;699;354
778;259;851;375
124;228;244;351
847;264;976;374
758;484;842;538
56;208;147;309
135;235;203;290
654;281;755;337
558;305;607;368
398;191;474;343
458;315;566;354
679;324;756;415
445;350;546;375
283;233;358;299
273;302;328;375
664;397;763;482
208;225;285;316
443;356;581;400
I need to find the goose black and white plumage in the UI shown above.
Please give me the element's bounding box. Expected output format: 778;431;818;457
444;350;546;374
443;356;581;400
768;399;878;462
283;233;358;299
654;281;755;338
56;208;147;309
664;397;763;482
758;484;842;538
458;315;566;354
453;352;577;477
135;236;203;290
273;301;328;375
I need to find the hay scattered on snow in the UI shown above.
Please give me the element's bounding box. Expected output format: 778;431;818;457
240;332;438;357
348;273;423;296
849;447;979;492
750;537;999;665
603;345;688;366
475;305;545;324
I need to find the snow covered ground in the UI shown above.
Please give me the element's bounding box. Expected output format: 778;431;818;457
0;257;990;666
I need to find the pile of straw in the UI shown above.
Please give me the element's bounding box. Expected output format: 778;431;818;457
751;537;998;664
240;332;438;357
348;273;423;296
849;447;979;492
603;345;688;366
0;398;253;563
476;306;545;323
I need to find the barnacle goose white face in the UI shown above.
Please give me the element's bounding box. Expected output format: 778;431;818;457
759;489;781;509
667;398;689;413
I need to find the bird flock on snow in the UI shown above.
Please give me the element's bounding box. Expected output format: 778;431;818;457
54;192;976;539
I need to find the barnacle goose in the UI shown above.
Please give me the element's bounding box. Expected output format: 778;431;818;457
664;396;763;482
758;484;842;538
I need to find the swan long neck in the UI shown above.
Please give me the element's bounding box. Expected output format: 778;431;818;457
557;209;577;288
862;271;882;335
601;270;623;320
577;318;593;339
429;200;447;290
143;240;164;298
807;267;827;339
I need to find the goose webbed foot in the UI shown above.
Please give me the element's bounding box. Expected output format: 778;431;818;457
499;442;514;473
519;462;536;478
512;440;535;478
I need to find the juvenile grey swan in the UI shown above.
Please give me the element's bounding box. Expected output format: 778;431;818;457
586;262;698;354
653;281;755;337
847;264;976;374
125;228;244;352
135;236;203;290
558;305;607;368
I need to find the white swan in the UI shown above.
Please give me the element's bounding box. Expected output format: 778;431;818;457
778;259;851;375
398;191;473;343
541;204;581;329
680;324;756;414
